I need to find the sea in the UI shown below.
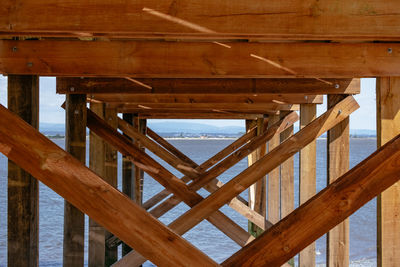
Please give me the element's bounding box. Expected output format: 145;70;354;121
0;138;378;266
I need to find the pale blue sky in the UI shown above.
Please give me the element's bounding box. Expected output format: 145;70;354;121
0;76;376;130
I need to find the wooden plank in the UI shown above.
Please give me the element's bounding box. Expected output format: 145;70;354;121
0;104;219;267
1;40;399;77
247;119;267;237
298;104;317;267
88;102;106;267
2;1;400;40
327;95;350;267
104;108;118;266
7;75;39;267
223;133;400;266
133;116;146;206
136;113;264;119
377;77;400;267
64;94;86;267
89;93;324;104
160;96;359;244
57;77;359;95
268;114;280;224
121;113;134;256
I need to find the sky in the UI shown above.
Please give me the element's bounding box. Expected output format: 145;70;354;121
0;76;377;130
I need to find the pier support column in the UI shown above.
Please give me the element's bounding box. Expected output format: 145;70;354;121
122;113;134;256
246;118;267;237
268;114;280;225
377;77;400;267
327;95;350;267
64;94;87;266
7;75;39;267
299;104;317;267
133;116;147;206
88;104;118;266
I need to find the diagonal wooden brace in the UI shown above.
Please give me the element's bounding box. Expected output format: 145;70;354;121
222;132;400;266
0;104;219;267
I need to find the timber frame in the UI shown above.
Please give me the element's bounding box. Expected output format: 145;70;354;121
1;1;400;267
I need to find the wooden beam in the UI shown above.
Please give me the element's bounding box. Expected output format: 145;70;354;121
2;1;400;40
58;77;359;95
133;116;146;206
299;104;317;267
136;113;264;119
159;96;358;245
121;113;134;256
89;93;323;104
0;104;219;267
222;133;400;267
1;40;399;77
88;102;106;267
327;95;350;267
268;114;280;225
377;77;400;267
247;118;267;237
7;75;39;267
64;94;86;267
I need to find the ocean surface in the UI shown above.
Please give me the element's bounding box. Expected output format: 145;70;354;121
0;138;378;266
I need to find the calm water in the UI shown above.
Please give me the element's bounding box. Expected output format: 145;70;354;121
0;138;377;266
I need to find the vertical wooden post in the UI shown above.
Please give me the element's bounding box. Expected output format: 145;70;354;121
247;118;267;237
104;107;118;266
377;77;400;267
7;75;39;267
89;102;106;267
122;113;134;256
327;95;350;267
280;111;294;219
268;114;280;224
133;116;147;205
88;104;119;266
299;104;317;267
64;94;87;267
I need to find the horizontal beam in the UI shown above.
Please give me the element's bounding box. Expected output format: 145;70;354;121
1;1;400;40
137;113;265;119
89;93;323;104
58;78;359;95
1;40;398;77
0;104;218;267
222;133;400;267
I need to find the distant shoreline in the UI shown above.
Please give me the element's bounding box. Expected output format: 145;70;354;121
46;136;377;140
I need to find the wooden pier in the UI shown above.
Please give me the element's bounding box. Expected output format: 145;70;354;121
1;1;400;266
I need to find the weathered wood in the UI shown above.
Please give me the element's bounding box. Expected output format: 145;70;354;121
7;75;39;267
247;119;267;237
268;114;280;224
104;108;118;266
0;104;219;267
299;104;317;267
222;133;400;267
327;95;350;267
161;96;358;245
89;93;323;104
88;102;106;267
133;117;146;206
122;113;134;256
377;77;400;267
115;108;289;115
2;1;400;40
63;94;86;267
57;77;359;95
1;40;399;77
